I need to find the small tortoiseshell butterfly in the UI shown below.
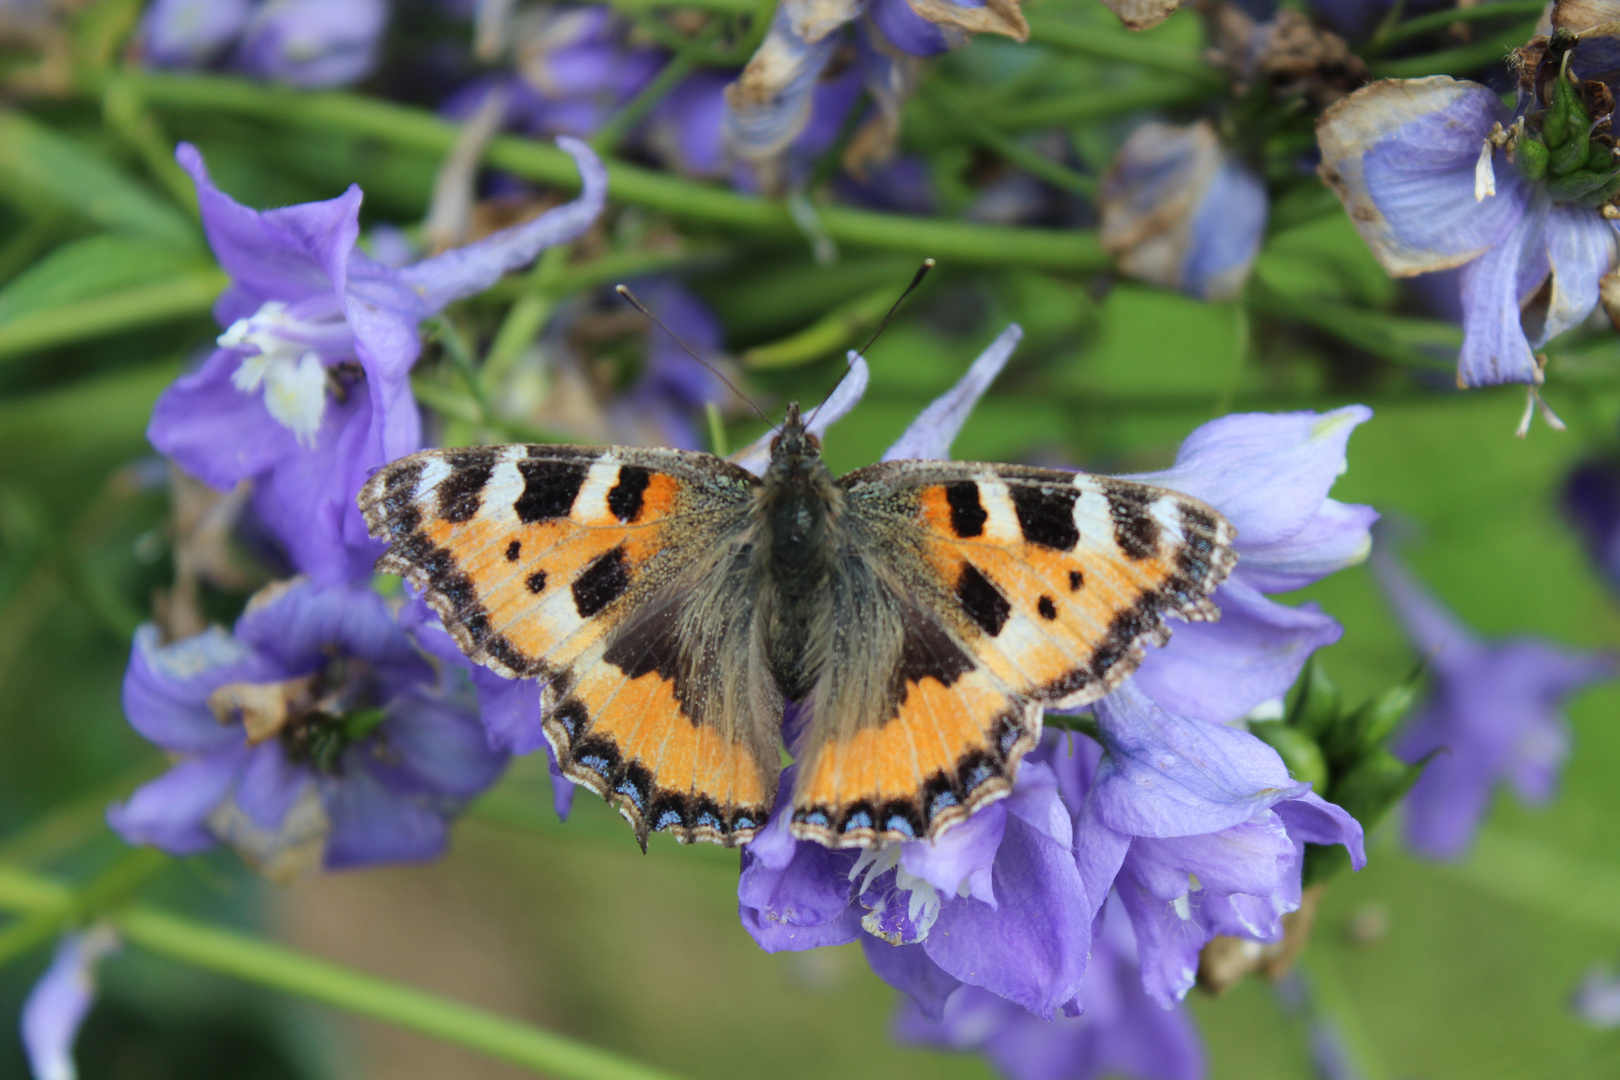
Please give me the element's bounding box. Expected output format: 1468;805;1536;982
358;401;1236;850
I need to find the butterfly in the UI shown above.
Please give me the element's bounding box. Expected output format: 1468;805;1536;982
357;401;1236;850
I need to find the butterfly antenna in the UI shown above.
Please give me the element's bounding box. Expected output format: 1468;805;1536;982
615;284;773;429
807;258;935;429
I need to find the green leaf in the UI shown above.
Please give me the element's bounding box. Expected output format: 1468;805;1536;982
0;111;198;249
1254;214;1398;308
1249;720;1329;791
1286;655;1341;739
0;233;214;328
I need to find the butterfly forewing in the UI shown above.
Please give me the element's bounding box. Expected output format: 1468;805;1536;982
358;444;781;847
786;461;1236;848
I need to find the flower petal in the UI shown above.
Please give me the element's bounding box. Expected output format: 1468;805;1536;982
1275;790;1367;870
320;763;450;869
1316;77;1524;276
1536;200;1617;347
881;324;1022;462
122;624;274;753
1126;405;1374;549
1235;499;1378;593
22;928;120;1080
1455;192;1547;386
397;138;609;314
1091;682;1307;838
730;355;869;475
861;939;962;1021
922;812;1090;1019
107;747;245;854
1130;578;1344;724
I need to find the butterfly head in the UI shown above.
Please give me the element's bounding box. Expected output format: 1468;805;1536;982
768;402;822;473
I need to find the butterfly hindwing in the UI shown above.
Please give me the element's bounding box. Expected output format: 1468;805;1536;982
358;444;780;847
787;461;1235;847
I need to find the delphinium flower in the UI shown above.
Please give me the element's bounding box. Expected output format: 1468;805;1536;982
1100;120;1269;303
137;0;390;87
1571;960;1620;1027
1069;685;1364;1006
733;325;1367;1057
1316;23;1620;389
402;598;574;819
1369;541;1614;858
146;136;606;585
109;578;508;876
21;927;120;1080
721;0;1025;188
1121;406;1377;724
894;898;1205;1080
1563;451;1620;594
441;5;665;141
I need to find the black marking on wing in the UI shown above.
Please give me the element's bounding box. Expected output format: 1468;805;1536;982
572;546;631;617
436;448;497;523
1068;570;1084;591
1010;484;1080;551
956;563;1011;637
890;608;975;708
944;481;987;538
607;465;652;523
1037;595;1057;620
525;570;548;594
505;540;522;562
515;458;588;523
1106;483;1161;561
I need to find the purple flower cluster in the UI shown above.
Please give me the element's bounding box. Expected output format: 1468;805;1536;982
114;135;608;871
1371;542;1614;858
1316;9;1620;388
732;326;1371;1077
139;0;389;87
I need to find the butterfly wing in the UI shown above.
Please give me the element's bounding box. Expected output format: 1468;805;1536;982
359;445;781;847
788;461;1236;847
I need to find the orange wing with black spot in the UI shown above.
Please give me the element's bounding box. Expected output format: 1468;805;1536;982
787;461;1235;848
358;445;779;847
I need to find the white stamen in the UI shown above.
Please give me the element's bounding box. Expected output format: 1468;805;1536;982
219;300;352;447
1474;139;1497;203
1172;893;1192;921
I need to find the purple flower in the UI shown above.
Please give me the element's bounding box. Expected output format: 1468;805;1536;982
21;927;120;1080
139;0;252;68
108;579;508;875
446;7;665;140
1317;74;1619;386
147;137;605;584
1564;454;1620;595
1122;407;1377;724
1572;961;1620;1027
401;598;574;820
1071;685;1365;1006
234;0;388;87
1370;543;1615;858
739;754;1092;1019
895;902;1205;1080
1101;120;1269;302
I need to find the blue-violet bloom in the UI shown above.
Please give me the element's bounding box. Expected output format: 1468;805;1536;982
1371;542;1615;858
1070;684;1365;1007
21;927;120;1080
1121;407;1377;724
147;137;606;584
895;899;1205;1080
1317;70;1619;386
1100;120;1269;303
108;579;508;876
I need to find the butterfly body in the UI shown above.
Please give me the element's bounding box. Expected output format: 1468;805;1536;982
359;405;1236;851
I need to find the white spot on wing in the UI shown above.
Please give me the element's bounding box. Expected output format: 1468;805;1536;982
576;458;622;522
480;450;527;525
977;476;1020;543
414;456;452;501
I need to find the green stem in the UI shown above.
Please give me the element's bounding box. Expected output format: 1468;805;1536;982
1246;285;1458;373
1376;0;1546;47
1370;23;1540;78
1023;17;1224;86
590;52;699;154
992;78;1209;131
105;72;1108;270
922;87;1097;197
0;269;226;364
0;861;693;1080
